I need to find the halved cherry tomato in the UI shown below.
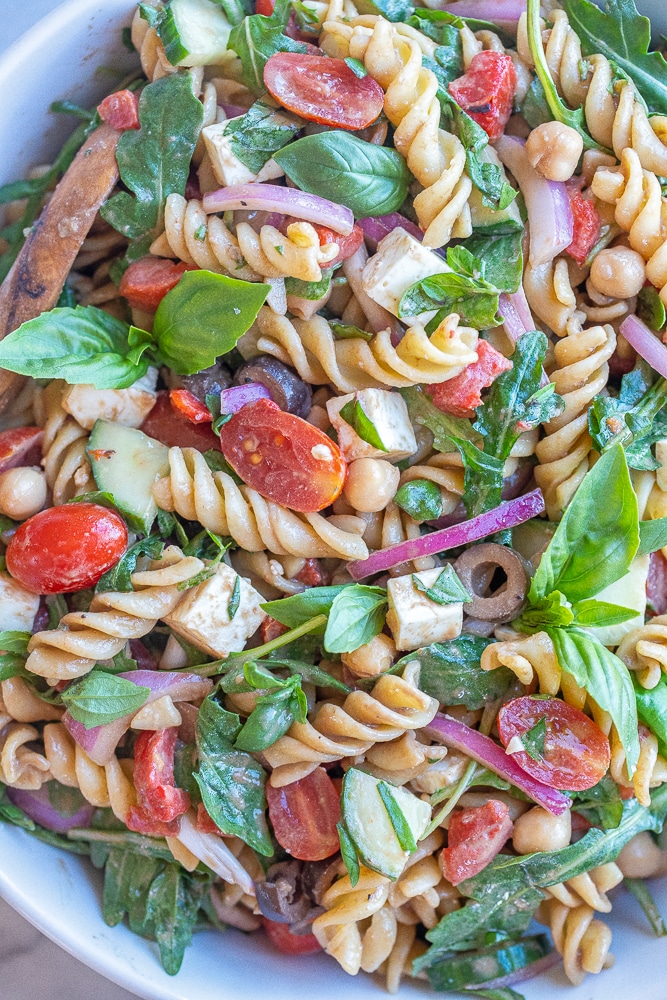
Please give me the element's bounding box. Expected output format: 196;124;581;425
312;224;364;262
140;392;221;451
0;426;43;473
497;695;611;791
127;728;191;837
97;89;140;131
6;503;128;594
264;53;384;130
119;257;196;312
426;340;512;417
262;917;322;954
565;180;601;266
266;766;341;860
648;550;667;616
439;799;513;885
169;388;213;425
449;51;516;142
219;398;346;512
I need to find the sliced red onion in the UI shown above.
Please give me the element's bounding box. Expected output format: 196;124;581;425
63;671;213;765
498;289;536;345
443;0;526;29
473;950;561;989
175;811;255;895
495;136;573;268
348;488;545;579
221;104;249;119
424;714;570;814
359;214;424;250
220;382;273;414
7;786;94;833
202;184;354;236
234;210;285;233
343;244;403;337
620;314;667;379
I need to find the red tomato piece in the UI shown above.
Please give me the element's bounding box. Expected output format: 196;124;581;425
0;426;43;473
169;388;213;425
129;728;191;828
266;767;341;861
262;917;322;954
219;398;346;512
264;53;384;130
6;503;128;594
448;51;517;142
440;800;513;885
97;89;140;131
497;695;611;791
140;392;221;451
648;550;667;616
426;340;513;417
126;808;183;837
313;224;364;262
294;558;327;587
129;639;158;670
565;181;601;266
197;801;224;836
255;0;275;13
119;257;196;312
261;616;289;643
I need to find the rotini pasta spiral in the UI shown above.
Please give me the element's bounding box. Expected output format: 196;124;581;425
34;380;95;504
25;546;205;681
320;15;472;247
311;866;391;974
353;502;437;574
536;897;613;985
0;723;50;790
534;323;616;518
546;863;623;912
610;726;667;807
43;722;136;821
0;678;63;724
616;615;667;690
524;258;586;338
152;447;369;560
352;730;448;785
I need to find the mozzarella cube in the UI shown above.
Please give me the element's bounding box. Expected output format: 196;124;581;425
361;228;451;323
386;569;463;651
163;563;266;658
584;554;650;647
62;368;158;431
202;119;285;187
0;572;39;632
327;389;416;462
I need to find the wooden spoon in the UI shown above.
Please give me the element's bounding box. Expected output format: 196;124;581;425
0;123;121;411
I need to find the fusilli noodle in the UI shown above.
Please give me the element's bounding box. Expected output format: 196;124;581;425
536;898;613;985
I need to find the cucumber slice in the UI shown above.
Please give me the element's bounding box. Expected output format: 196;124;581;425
426;934;551;992
87;420;170;534
342;768;431;880
158;0;232;67
469;146;523;233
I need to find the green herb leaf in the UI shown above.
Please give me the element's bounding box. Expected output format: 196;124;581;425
625;877;667;936
394;479;443;523
571;775;623;830
323;585;388;653
412;565;471;605
548;626;639;775
102;74;204;256
463;232;523;294
0;631;31;655
234;673;306;751
228;0;307;94
355;0;414;20
377;780;417;851
339;398;387;451
634;673;667;758
337;821;360;886
0;306;151;388
96;536;165;593
637;286;666;331
330;321;373;342
225;99;302;174
214;0;254;25
399;247;502;329
273;131;411;218
61;672;150;729
395;636;513;710
344;57;368;78
261;586;347;630
283;269;333;301
521;716;547;762
570;598;639;627
514;590;574;632
639;518;667;555
589;369;667;470
425;936;551;994
228;575;241;621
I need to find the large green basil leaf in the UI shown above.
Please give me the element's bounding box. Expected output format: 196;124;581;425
229;0;307;94
261;586;347;630
225;99;302;174
323;585;388;653
60;672;150;729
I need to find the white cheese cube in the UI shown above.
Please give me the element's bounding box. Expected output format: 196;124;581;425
361;228;451;323
202;119;285;187
62;368;158;431
326;389;417;462
584;554;650;647
386;569;463;651
656;439;667;492
0;572;39;632
163;563;266;658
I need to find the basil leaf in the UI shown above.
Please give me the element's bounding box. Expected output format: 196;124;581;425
514;590;574;632
330;321;373;343
244;657;350;693
323;585;388;654
0;631;31;655
521;716;547;762
0;654;29;681
61;672;150;729
639;518;667;555
96;536;165;593
274;131;411;218
0;306;150;388
571;599;639;627
571;775;623;830
228;0;307;94
400;245;502;328
395;636;513;709
377;781;417;851
412;565;471;605
337;821;360;887
637;286;666;331
530;445;639;604
634;674;667;758
463;232;523;294
102;75;204;256
548;626;639;775
394;479;443;523
339;398;387;451
225;99;301;174
147;864;209;975
284;269;333;301
355;0;415;21
235;676;306;752
261;586;346;629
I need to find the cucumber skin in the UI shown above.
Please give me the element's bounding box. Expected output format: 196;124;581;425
157;0;232;68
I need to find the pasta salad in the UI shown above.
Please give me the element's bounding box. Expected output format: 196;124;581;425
1;0;667;995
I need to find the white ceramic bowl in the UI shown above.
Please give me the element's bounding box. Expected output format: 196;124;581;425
2;2;667;998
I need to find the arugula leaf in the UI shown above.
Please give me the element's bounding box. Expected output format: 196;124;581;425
589;370;667;470
61;672;150;729
102;75;204;256
261;586;346;630
394;636;513;709
234;666;307;751
228;576;241;621
412;565;471;605
425;936;551;994
377;781;418;851
561;0;667;115
330;321;373;343
405;12;462;83
229;0;307;94
399;245;502;328
521;716;547;762
323;585;388;653
274;131;411;218
571;775;623;830
355;0;415;21
408;7;507;41
401;385;479;447
394;479;443;523
0;631;31;655
339;398;387;451
212;0;254;25
463;232;523;294
625;877;667;937
639;518;667;555
548;626;639;775
530;445;639;604
97;536;165;593
225;99;301;174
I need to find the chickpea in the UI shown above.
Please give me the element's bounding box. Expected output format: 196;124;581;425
0;467;47;520
342;458;400;513
616;831;666;879
341;632;396;677
525;122;584;182
589;246;646;299
512;806;572;855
